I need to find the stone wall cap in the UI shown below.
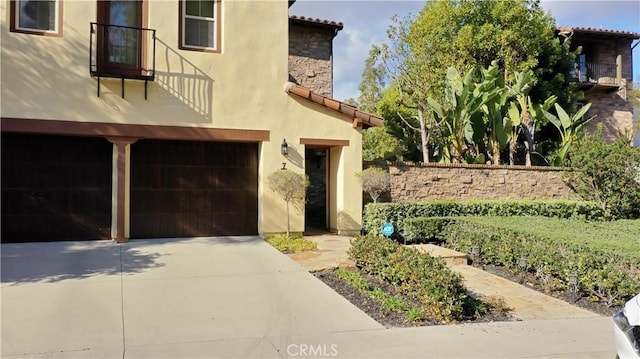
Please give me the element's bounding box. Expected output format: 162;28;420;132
364;160;568;172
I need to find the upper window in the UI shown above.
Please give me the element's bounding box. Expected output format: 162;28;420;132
180;0;220;52
10;0;62;36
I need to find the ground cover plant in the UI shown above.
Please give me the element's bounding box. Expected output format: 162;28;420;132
404;216;640;307
344;234;512;324
266;234;317;253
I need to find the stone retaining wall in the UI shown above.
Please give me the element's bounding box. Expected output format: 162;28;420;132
366;162;577;202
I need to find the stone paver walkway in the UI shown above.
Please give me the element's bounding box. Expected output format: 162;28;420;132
289;235;602;321
287;235;354;271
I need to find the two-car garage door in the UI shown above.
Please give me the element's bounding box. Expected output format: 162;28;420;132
1;134;258;242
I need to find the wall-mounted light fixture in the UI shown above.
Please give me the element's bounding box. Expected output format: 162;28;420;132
281;139;289;156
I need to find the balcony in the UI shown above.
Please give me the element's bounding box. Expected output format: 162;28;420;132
90;22;156;99
569;62;620;90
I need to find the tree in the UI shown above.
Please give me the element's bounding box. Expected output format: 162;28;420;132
564;124;640;219
359;0;576;163
545;103;594;166
356;167;391;203
267;169;309;238
376;85;426;162
362;126;405;161
506;70;557;166
428;65;502;163
358;47;387;113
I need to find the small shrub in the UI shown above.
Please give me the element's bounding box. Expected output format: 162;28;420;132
335;268;410;316
356;167;391;203
266;234;317;253
348;235;468;322
462;297;488;318
405;307;426;322
403;217;456;243
564;124;640;219
267;169;309;237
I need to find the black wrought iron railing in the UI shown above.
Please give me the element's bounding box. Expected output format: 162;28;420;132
570;62;619;86
90;22;156;80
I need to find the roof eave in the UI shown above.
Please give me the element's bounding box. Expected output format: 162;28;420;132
284;83;384;128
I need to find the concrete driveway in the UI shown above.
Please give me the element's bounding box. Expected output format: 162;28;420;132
1;237;383;358
1;237;617;358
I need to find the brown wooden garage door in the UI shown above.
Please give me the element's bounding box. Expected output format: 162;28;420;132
1;134;113;242
130;140;258;238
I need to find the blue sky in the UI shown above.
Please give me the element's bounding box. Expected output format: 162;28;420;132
290;0;640;102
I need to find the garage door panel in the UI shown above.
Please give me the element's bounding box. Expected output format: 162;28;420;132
130;140;257;238
1;134;112;242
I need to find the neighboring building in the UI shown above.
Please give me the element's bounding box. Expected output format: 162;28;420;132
558;27;640;142
0;0;382;243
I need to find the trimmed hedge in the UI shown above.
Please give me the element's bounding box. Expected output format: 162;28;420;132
403;217;455;244
348;235;468;322
363;200;604;235
414;216;640;307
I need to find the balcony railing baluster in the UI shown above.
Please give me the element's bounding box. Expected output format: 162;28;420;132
570;62;619;86
89;22;156;99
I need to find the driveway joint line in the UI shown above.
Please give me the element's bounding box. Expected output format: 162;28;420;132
119;244;126;359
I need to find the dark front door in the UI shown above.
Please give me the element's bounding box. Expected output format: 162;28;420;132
97;0;143;75
130;140;258;238
305;148;328;232
1;134;113;242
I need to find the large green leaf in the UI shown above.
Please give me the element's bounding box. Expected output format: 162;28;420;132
554;103;572;129
507;102;521;126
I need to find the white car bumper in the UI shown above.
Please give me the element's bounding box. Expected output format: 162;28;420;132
614;293;640;359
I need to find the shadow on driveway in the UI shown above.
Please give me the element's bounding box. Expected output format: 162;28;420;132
1;236;265;285
1;241;163;285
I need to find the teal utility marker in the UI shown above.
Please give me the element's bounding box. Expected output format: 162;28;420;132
381;223;394;237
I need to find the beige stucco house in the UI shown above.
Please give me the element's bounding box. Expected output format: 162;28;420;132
0;0;382;242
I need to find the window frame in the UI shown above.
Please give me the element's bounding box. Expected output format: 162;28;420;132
10;0;63;36
179;0;221;53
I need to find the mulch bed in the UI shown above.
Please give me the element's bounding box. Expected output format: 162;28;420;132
314;268;515;328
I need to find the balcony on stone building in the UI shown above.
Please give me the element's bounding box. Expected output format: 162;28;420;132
569;61;622;91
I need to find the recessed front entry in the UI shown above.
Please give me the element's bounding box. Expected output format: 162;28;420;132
305;147;328;232
129;139;258;238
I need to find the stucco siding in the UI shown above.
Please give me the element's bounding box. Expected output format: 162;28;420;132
1;0;365;237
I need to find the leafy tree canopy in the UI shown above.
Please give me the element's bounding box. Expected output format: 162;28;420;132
359;0;578;163
564;124;640;219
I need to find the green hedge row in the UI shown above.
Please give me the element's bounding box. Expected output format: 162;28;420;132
363;200;604;235
348;235;468;322
406;216;640;306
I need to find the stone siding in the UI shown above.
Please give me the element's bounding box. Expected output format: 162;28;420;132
288;24;335;97
571;35;635;143
585;88;635;142
366;162;577;202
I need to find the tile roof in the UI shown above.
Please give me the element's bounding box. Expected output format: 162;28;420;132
289;15;344;31
557;26;640;39
285;83;383;128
